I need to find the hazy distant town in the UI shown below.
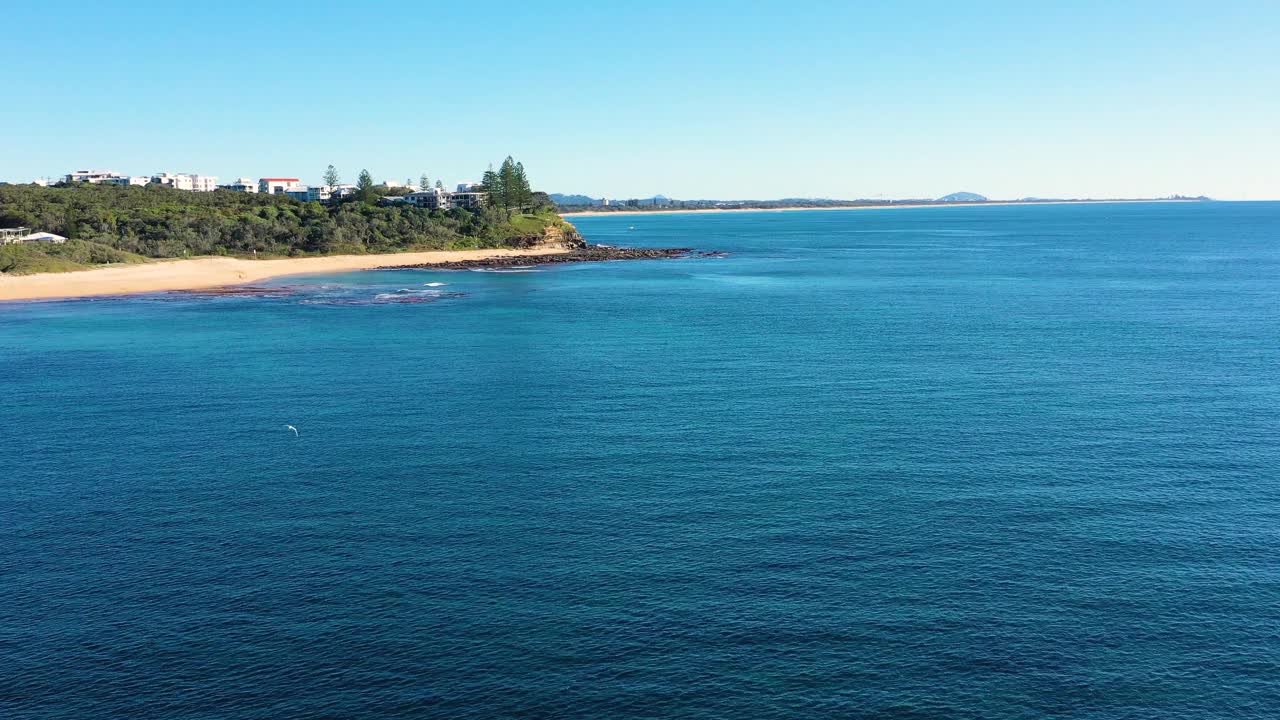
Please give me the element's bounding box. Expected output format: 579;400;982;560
548;191;1212;212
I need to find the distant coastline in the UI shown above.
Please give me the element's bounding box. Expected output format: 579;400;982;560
561;198;1208;218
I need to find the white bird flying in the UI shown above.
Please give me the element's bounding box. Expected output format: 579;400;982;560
285;425;299;437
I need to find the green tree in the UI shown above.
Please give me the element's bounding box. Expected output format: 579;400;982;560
356;169;376;203
481;165;502;211
435;180;444;190
420;174;430;192
513;161;531;211
323;165;340;188
498;157;518;212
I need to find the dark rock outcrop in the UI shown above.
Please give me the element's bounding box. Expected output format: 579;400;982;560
389;245;722;271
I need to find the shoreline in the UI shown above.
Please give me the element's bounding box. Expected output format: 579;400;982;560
561;199;1203;217
0;247;571;302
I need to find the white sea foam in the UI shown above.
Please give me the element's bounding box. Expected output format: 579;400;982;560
373;289;443;300
423;282;448;287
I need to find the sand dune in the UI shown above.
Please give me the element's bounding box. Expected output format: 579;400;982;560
0;247;569;302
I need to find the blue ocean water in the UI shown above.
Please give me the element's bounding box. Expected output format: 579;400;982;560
2;202;1279;719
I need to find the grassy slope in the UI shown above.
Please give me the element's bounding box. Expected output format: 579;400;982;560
448;209;575;249
495;209;577;240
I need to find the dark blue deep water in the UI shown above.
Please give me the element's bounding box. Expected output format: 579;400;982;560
3;202;1279;719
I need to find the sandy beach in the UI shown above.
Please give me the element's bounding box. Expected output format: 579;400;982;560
560;199;1193;218
0;247;569;302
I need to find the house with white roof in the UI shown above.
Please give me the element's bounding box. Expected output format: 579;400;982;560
19;232;68;244
1;229;67;245
221;177;259;193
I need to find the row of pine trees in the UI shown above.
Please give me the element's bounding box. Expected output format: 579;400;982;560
321;156;536;212
481;157;534;212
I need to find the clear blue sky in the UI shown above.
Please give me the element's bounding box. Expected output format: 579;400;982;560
4;1;1277;199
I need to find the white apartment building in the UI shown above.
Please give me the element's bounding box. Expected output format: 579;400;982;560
102;176;150;187
285;186;332;203
404;187;489;210
259;177;303;194
66;170;122;183
451;191;487;209
151;173;218;192
404;188;451;210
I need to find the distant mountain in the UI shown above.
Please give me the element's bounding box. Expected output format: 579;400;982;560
937;192;988;202
549;193;601;206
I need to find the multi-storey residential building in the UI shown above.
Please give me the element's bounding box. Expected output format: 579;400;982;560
329;184;357;201
101;176;150;187
450;191;487;209
404;188;451;210
259;177;303;195
151;173;218;192
65;170;122;184
402;187;489;210
285;186;332;203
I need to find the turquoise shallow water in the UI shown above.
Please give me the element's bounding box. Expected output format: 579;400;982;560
2;202;1279;718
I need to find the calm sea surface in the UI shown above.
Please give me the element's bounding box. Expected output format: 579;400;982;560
2;202;1279;719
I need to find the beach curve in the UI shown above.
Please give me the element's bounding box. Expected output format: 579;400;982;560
0;247;570;302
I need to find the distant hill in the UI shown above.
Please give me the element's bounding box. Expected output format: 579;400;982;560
937;192;988;202
549;193;601;206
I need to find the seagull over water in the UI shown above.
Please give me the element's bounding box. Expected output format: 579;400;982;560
285;425;299;437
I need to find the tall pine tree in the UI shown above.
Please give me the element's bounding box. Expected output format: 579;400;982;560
513;161;531;210
356;169;376;203
498;157;518;212
481;165;502;211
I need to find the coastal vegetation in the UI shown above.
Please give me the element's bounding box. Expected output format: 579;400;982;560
0;159;574;274
0;239;148;274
